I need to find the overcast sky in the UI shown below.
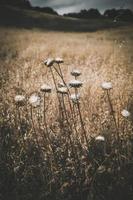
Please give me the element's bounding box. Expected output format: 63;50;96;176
30;0;133;14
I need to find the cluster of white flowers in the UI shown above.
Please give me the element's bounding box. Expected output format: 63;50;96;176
44;58;55;67
15;58;131;128
15;95;25;106
95;135;105;142
40;84;52;93
44;57;64;67
29;94;41;108
57;87;68;94
70;93;80;103
55;57;64;64
71;69;81;77
101;82;112;90
58;82;65;88
69;80;83;88
121;109;130;118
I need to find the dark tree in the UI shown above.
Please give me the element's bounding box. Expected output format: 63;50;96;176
33;6;58;15
64;8;102;19
104;9;133;21
118;9;133;21
0;0;31;9
104;9;118;19
80;9;101;18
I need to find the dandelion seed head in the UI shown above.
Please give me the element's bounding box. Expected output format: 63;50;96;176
58;82;65;88
70;93;80;103
101;82;112;90
69;80;83;88
15;95;25;106
55;57;64;64
95;135;105;142
121;109;130;118
40;84;52;93
71;69;81;77
57;87;68;94
29;94;41;108
44;58;55;67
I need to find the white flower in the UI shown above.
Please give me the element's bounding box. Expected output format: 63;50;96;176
58;82;65;88
15;95;25;106
70;93;80;103
71;69;81;77
44;58;55;67
95;135;105;142
29;94;41;108
40;84;52;93
101;82;112;90
69;80;83;88
57;87;68;94
55;57;64;64
121;109;130;118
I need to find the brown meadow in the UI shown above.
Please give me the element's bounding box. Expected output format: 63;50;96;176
0;26;133;200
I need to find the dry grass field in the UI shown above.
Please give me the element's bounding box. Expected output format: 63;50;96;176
0;25;133;200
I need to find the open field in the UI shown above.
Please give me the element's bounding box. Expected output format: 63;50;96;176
0;26;133;114
0;26;133;200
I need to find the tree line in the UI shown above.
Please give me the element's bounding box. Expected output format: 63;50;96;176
64;8;133;21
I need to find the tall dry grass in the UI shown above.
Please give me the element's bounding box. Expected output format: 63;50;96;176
0;26;133;200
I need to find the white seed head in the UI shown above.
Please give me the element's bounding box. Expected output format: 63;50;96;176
70;93;80;103
101;82;112;90
121;109;130;118
58;82;65;88
69;80;83;88
29;94;41;108
95;135;105;142
71;69;81;77
40;84;52;93
44;58;55;67
55;57;64;64
15;95;25;106
57;87;68;94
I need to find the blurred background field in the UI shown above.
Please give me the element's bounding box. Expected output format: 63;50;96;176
0;25;133;106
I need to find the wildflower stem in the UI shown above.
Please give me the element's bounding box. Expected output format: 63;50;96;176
43;93;58;166
49;67;64;121
43;94;53;147
30;106;41;149
53;65;71;95
54;64;79;135
74;88;88;145
61;94;73;134
106;90;119;140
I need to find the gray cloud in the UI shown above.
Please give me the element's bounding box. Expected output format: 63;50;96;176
30;0;133;14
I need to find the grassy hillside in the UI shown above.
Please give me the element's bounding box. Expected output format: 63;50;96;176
0;5;129;31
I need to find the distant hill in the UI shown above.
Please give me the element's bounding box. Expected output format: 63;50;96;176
0;5;131;31
0;0;31;8
32;6;58;15
0;0;58;15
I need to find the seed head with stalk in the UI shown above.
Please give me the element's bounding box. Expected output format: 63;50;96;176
69;77;88;145
71;69;81;79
